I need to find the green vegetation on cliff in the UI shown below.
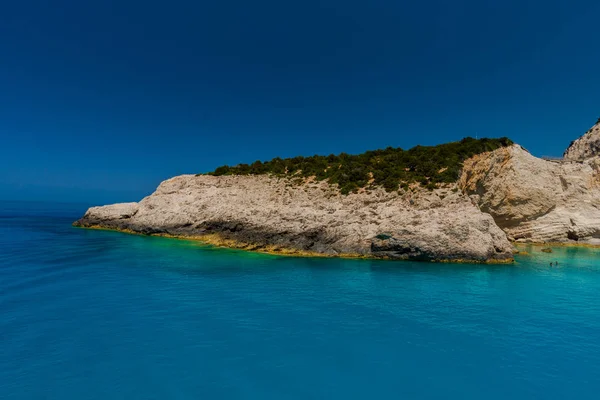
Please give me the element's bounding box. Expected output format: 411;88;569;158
204;137;513;194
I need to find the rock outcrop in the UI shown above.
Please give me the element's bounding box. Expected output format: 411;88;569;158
564;120;600;161
460;143;600;243
74;175;514;263
74;120;600;261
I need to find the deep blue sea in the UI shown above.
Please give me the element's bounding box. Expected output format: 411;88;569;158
1;201;600;399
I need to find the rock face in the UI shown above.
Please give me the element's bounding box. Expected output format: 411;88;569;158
460;144;600;243
564;120;600;161
74;175;514;263
74;120;600;261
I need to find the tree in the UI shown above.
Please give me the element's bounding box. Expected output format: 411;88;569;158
206;137;514;194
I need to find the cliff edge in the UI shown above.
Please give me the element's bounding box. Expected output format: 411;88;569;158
564;120;600;161
74;176;513;262
74;120;600;261
461;138;600;244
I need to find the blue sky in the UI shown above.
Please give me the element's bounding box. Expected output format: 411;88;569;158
1;0;599;204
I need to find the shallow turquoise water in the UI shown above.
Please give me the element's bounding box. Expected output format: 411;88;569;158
1;201;600;399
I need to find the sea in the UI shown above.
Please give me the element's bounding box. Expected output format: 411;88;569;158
1;200;600;399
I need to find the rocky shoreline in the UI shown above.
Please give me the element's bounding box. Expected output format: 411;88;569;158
74;121;600;263
73;175;514;263
75;220;517;264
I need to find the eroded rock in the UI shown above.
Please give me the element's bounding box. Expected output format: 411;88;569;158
460;144;600;243
74;176;514;262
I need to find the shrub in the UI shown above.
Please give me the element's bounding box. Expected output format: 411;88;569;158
206;137;513;193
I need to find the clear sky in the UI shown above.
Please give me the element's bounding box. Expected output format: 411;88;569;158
1;0;599;204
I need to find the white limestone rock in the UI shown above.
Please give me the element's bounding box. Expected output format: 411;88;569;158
460;145;600;243
75;175;514;262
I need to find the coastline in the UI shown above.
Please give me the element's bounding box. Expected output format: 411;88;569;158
74;224;371;260
73;224;515;264
514;242;600;251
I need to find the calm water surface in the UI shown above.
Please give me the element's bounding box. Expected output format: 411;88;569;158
1;201;600;399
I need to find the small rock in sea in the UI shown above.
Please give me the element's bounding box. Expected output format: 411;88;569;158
541;248;553;253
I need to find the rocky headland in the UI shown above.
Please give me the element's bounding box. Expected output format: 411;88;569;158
74;121;600;262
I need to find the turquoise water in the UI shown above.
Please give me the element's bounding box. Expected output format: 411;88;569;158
2;201;600;399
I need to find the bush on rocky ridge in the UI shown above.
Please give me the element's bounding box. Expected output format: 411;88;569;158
203;137;514;194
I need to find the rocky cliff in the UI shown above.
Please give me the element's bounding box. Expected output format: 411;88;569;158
74;121;600;262
564;120;600;161
74;175;514;262
461;134;600;244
